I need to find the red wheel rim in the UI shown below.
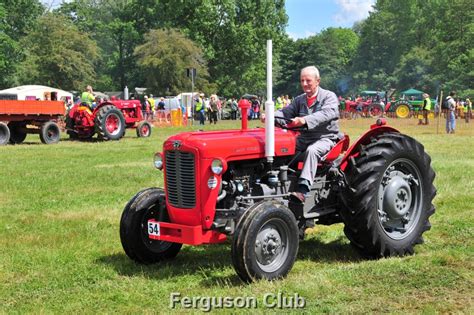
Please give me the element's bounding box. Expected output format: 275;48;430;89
105;114;121;135
371;107;381;116
141;124;150;136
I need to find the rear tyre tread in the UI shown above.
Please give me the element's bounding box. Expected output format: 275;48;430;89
340;132;436;258
95;105;125;140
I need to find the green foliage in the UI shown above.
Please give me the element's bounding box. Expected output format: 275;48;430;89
0;0;44;89
0;0;471;99
275;28;359;96
134;28;209;95
58;0;146;91
0;4;17;88
350;0;473;96
394;47;434;92
15;13;98;91
153;0;288;97
1;0;44;41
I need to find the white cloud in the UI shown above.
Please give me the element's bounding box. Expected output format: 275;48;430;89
288;30;316;40
333;0;375;25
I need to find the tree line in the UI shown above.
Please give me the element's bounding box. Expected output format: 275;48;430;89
0;0;471;98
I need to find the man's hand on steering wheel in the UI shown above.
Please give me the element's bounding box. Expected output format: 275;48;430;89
261;114;307;130
287;117;306;128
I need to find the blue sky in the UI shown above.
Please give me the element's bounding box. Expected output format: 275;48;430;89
285;0;375;39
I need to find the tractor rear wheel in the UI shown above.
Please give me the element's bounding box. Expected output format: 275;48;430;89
136;121;152;137
120;188;182;264
340;132;436;258
368;104;384;118
95;105;125;140
8;122;27;144
40;121;61;144
0;122;10;145
65;116;78;140
231;201;299;282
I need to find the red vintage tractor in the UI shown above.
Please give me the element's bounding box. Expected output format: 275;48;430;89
66;99;152;140
119;42;435;282
119;98;436;282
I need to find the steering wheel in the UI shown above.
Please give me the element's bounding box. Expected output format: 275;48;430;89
274;116;307;130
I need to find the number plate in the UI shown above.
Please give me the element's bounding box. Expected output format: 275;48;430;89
147;220;160;237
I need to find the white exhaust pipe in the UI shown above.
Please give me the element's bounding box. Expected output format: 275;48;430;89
265;40;275;163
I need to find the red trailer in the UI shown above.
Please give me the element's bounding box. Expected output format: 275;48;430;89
0;100;64;145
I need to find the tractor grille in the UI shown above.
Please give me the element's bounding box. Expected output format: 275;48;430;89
165;151;196;208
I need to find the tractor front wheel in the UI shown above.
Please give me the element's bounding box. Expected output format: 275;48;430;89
120;188;182;264
231;201;299;282
95;105;125;140
0;122;10;145
40;121;61;144
341;132;436;258
136;121;152;138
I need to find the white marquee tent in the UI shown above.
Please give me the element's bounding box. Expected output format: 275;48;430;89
0;85;73;102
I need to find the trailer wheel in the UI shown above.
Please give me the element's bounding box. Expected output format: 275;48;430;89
136;121;152;138
231;201;299;282
40;121;61;144
120;187;182;264
8;122;27;144
340;132;436;258
0;122;10;145
95;105;125;140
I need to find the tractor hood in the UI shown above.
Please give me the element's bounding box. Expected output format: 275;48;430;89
163;128;296;161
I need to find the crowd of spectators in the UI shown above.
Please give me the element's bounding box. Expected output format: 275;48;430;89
136;90;471;133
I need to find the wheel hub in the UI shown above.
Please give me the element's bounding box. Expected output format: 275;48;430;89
106;114;120;135
383;175;412;218
378;159;423;240
256;228;282;264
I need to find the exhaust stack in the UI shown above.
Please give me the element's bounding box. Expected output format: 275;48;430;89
265;40;275;163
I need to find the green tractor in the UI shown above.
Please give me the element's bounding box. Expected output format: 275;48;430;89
390;89;436;119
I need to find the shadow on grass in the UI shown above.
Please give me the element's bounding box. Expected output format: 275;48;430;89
61;137;107;143
96;242;244;287
8;141;43;146
297;235;363;263
97;236;364;287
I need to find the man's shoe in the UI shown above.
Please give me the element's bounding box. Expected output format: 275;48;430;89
290;192;306;203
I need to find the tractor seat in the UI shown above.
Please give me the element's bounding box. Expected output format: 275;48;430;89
289;134;350;171
321;134;350;163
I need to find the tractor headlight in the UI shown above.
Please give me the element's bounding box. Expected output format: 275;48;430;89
154;153;163;170
211;159;223;175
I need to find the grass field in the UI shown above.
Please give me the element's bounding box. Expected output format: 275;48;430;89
1;117;473;313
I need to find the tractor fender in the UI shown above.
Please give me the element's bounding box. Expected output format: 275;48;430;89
339;125;399;171
67;104;79;118
93;101;116;114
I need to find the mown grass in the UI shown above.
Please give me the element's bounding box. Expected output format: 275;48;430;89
1;117;473;313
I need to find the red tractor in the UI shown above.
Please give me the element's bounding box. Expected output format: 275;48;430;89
120;42;435;282
119;97;436;282
66;99;152;140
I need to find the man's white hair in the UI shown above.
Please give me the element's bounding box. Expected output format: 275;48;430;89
301;66;320;79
